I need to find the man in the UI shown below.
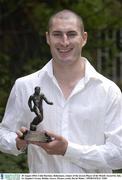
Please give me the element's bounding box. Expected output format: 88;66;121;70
0;9;122;173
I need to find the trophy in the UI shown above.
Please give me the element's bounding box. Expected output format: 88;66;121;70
22;86;53;142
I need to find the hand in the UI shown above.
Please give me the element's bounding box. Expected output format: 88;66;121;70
16;127;28;151
30;131;68;156
49;102;53;105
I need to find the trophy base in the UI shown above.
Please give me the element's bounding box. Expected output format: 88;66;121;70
23;131;52;142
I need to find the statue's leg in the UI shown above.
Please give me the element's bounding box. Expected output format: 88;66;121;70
35;107;43;120
30;116;42;131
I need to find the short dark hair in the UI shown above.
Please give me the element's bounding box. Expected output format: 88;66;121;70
47;9;84;34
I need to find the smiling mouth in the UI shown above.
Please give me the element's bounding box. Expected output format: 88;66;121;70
58;48;73;53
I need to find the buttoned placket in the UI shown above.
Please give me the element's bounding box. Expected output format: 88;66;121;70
51;75;86;134
48;74;86;171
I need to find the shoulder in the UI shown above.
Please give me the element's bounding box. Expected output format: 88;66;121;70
97;73;121;92
15;70;42;85
15;60;52;88
29;95;34;99
85;59;121;95
94;72;122;102
12;69;45;99
40;93;45;97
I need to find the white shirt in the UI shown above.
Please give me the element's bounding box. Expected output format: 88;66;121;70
0;59;122;173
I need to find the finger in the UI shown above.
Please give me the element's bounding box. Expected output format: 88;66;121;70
16;130;23;137
45;131;62;140
20;127;28;133
16;127;28;138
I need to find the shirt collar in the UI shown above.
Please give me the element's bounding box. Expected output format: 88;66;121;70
84;58;102;84
40;58;102;84
40;59;54;79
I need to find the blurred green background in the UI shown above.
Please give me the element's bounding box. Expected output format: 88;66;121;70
0;0;122;173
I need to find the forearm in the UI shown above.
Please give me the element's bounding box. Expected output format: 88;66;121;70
64;130;122;170
0;125;22;156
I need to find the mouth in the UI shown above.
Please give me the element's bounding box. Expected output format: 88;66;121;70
57;48;73;54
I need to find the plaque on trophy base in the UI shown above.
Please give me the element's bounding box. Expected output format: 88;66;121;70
22;86;53;143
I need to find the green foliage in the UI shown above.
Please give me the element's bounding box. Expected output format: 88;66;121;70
0;0;122;173
0;52;12;119
0;152;28;173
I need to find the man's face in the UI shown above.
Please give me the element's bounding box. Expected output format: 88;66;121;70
46;16;87;66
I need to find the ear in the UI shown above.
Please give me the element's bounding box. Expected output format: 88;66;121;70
46;32;50;45
82;32;88;47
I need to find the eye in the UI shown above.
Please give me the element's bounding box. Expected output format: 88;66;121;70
52;32;62;37
67;32;77;38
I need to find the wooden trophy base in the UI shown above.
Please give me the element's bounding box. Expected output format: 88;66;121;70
23;131;52;142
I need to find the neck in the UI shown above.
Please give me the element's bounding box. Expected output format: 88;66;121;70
53;57;85;82
52;57;85;99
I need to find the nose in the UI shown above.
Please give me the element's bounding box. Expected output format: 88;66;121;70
61;34;69;46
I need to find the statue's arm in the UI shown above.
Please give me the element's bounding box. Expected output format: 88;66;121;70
43;95;53;105
28;96;33;111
